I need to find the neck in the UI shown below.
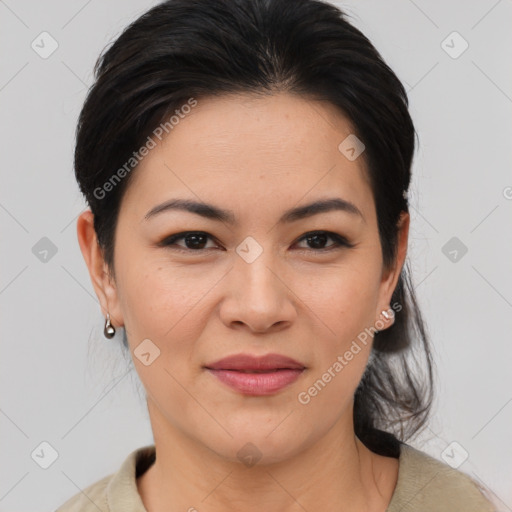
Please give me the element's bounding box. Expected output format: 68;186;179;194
137;400;399;512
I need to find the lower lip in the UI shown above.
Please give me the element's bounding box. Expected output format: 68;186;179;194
206;368;304;395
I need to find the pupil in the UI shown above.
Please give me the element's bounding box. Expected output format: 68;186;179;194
186;234;206;249
308;233;327;249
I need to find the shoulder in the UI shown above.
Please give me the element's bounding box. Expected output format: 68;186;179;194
387;443;497;512
55;473;111;512
55;445;156;512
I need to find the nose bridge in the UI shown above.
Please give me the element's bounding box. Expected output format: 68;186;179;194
231;234;288;302
235;234;277;286
218;234;298;332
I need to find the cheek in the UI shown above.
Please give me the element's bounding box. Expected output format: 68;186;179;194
296;261;381;345
119;261;215;340
116;262;213;410
293;269;378;419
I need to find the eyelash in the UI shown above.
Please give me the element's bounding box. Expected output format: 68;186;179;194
158;230;354;254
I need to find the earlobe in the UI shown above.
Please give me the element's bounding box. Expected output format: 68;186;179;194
76;210;124;327
376;211;410;326
375;307;395;333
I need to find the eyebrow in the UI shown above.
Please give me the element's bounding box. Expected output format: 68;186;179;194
144;197;365;224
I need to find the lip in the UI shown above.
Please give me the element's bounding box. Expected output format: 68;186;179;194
204;353;305;371
204;353;306;396
207;368;304;395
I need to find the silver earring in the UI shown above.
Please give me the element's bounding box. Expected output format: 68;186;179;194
375;309;391;335
104;312;116;339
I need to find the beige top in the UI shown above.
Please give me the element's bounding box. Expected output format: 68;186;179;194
55;443;496;511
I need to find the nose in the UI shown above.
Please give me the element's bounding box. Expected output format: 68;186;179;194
218;245;297;334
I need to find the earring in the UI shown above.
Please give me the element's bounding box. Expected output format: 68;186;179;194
375;309;392;335
104;312;116;339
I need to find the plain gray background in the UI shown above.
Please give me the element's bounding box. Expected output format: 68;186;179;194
1;0;511;510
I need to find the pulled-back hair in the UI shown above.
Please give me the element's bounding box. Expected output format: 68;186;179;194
74;0;434;456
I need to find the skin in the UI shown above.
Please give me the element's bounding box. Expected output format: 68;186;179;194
77;92;409;512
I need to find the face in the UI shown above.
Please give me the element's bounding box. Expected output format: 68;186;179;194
79;92;408;465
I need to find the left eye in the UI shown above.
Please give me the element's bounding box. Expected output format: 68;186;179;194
295;231;352;251
159;230;352;252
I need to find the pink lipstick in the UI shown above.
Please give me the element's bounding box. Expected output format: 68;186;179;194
204;353;305;396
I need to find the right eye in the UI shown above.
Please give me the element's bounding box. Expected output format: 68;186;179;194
158;231;221;252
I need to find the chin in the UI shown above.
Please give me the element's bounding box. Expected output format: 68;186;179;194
200;426;311;467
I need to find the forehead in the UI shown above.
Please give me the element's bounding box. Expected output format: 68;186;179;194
121;92;375;223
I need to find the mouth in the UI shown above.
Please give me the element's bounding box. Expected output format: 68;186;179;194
205;368;305;395
204;352;306;371
216;368;287;373
203;353;306;395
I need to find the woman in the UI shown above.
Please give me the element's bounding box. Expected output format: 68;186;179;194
56;0;497;510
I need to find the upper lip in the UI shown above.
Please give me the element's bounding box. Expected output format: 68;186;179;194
204;353;305;371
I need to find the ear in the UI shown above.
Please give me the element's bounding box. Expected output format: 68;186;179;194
375;211;409;327
76;210;124;329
